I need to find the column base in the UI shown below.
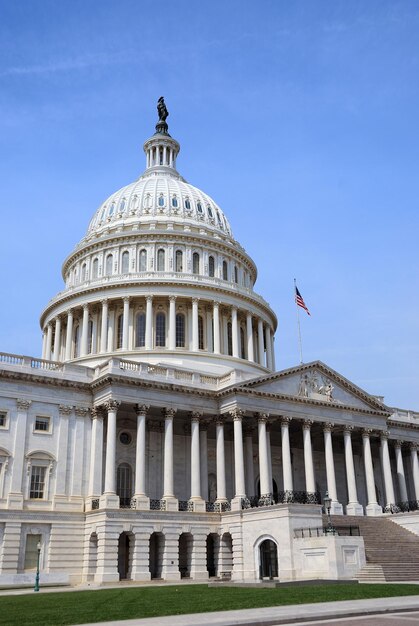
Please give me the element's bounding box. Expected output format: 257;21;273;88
99;493;120;509
366;503;383;516
133;495;150;510
230;496;246;511
188;497;206;512
161;496;178;512
6;493;23;510
94;572;120;583
132;571;151;582
346;502;364;516
330;501;343;515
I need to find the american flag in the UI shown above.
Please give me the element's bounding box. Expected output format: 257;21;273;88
295;286;310;316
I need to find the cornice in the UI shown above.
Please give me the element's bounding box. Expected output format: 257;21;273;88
90;373;218;399
0;368;91;392
387;419;419;432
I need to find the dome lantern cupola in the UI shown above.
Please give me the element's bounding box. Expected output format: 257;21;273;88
143;96;180;172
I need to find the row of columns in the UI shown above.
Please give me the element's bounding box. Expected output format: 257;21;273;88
42;297;276;369
89;403;419;514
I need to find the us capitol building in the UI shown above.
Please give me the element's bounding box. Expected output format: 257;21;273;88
1;99;419;586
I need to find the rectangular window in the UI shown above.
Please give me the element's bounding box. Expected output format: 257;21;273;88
34;416;50;432
30;466;46;499
24;534;42;570
0;412;7;428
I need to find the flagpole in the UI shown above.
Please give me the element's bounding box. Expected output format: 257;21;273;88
294;278;303;364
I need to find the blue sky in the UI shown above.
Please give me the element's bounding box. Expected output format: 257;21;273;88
0;1;418;408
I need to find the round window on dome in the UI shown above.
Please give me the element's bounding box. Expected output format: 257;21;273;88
119;432;132;446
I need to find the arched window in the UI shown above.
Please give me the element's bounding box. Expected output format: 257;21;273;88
197;202;203;214
135;313;146;347
156;312;166;347
88;320;94;354
109;203;115;216
81;263;87;282
117;314;123;349
73;325;80;358
208;256;215;277
175;250;183;272
234;265;238;283
139;249;147;272
176;313;185;347
240;327;245;359
158;194;165;207
227;322;232;356
117;463;133;507
172;196;178;208
157;249;165;271
207;205;213;219
120;199;126;213
222;260;228;281
92;258;99;279
185;198;191;210
121;251;129;274
198;315;204;350
192;252;200;275
144;194;152;209
105;254;113;276
100;208;106;222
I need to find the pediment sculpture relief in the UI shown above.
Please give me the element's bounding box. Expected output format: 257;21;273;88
298;371;336;402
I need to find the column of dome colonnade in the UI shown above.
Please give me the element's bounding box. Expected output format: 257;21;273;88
41;295;275;369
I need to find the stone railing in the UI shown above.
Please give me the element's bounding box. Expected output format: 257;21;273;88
242;491;321;509
294;525;361;539
0;352;93;379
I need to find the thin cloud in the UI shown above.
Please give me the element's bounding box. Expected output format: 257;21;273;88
0;52;128;78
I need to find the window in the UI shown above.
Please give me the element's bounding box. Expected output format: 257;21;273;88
30;466;46;499
0;412;7;428
184;198;191;210
109;203;115;217
192;252;200;275
157;248;165;271
172;196;178;208
175;250;183;272
234;265;238;283
117;314;123;349
81;263;87;282
92;258;99;279
121;251;129;274
240;327;246;359
158;194;165;207
24;534;42;570
135;313;146;347
74;325;80;358
117;463;133;507
176;313;185;347
207;205;213;218
88;320;93;354
120;199;126;212
144;193;152;209
119;432;132;445
105;254;113;276
227;322;232;356
139;249;147;272
222;261;228;281
156;312;166;347
197;202;203;214
34;416;50;433
100;208;106;222
208;256;215;277
198;315;204;350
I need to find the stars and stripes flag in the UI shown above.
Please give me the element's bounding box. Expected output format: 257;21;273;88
295;285;310;316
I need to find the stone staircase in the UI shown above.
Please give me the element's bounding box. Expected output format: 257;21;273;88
326;514;419;582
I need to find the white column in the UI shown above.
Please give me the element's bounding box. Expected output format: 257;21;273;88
244;427;255;497
102;400;120;505
265;326;272;370
323;423;343;514
65;310;74;360
231;410;246;505
200;424;209;500
53;317;61;361
168;296;176;350
107;307;115;352
88;407;104;497
281;417;293;493
231;307;239;358
42;331;47;359
80;304;89;357
134;404;150;509
302;420;316;494
7;399;31;507
45;324;53;360
206;306;212;352
122;297;130;350
213;302;220;354
395;441;408;503
190;413;204;510
162;409;177;509
410;444;419;502
192;298;199;351
266;426;273;493
381;432;396;510
215;418;227;502
343;427;363;515
257;414;271;500
362;429;381;516
271;335;276;370
246;312;254;362
257;319;265;366
91;311;98;354
145;296;153;350
100;300;108;353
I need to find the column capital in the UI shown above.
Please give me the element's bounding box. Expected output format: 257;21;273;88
146;295;153;303
91;406;105;420
100;299;108;306
134;404;150;416
380;430;390;440
394;440;403;449
59;404;73;416
409;442;418;452
190;411;203;421
302;419;313;430
123;296;130;303
280;416;292;425
362;428;373;438
83;303;89;311
163;407;177;419
192;297;199;305
169;295;177;303
323;422;334;433
229;408;245;421
213;300;220;308
105;399;120;412
255;412;269;423
65;308;74;316
16;399;31;410
214;415;227;426
343;425;354;435
75;406;90;417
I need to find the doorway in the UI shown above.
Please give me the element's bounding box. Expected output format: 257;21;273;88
259;539;278;579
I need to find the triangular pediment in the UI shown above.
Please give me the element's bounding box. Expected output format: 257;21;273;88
237;361;389;413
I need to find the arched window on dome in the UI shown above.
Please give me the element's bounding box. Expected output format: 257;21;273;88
208;256;215;277
198;315;204;350
121;251;129;274
175;250;183;272
144;194;152;209
184;198;191;211
192;252;200;275
172;196;178;208
207;205;213;219
88;320;94;354
117;314;123;349
92;258;99;279
100;207;106;222
197;202;203;214
120;199;126;213
158;194;165;207
216;210;223;228
155;312;166;347
139;249;147;272
240;327;246;359
135;313;146;347
157;249;165;271
227;322;232;356
109;203;115;217
222;260;228;281
73;325;80;358
176;313;185;348
234;265;238;284
105;254;113;276
81;263;87;282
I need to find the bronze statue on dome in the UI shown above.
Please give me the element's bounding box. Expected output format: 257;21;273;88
157;97;169;122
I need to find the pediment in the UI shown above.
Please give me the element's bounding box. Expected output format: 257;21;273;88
238;361;389;413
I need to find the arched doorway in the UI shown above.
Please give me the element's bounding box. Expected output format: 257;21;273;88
117;532;132;580
206;533;219;577
149;532;164;579
179;533;192;578
259;539;278;579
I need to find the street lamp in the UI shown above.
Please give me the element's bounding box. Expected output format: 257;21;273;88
34;541;41;592
323;491;336;535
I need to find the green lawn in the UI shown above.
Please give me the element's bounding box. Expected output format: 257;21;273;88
1;583;419;626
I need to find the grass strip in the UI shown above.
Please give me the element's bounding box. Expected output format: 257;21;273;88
1;583;419;626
